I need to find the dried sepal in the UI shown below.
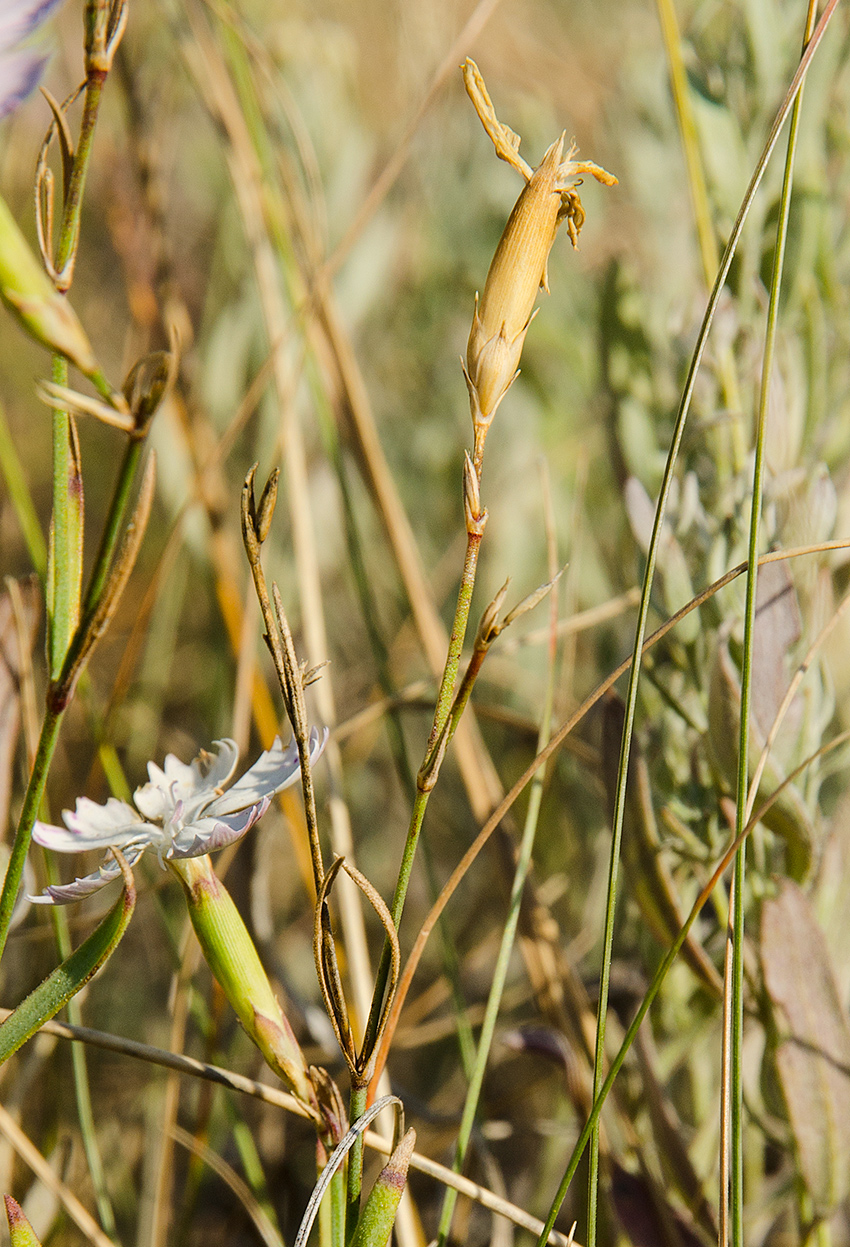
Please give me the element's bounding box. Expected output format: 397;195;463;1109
35;81;85;277
122;348;175;434
255;468;280;543
314;857;356;1071
37;380;133;431
462;448;487;536
461;58;532;181
475;578;511;648
309;1064;348;1146
314;856;400;1082
84;0;127;75
39;87;75;200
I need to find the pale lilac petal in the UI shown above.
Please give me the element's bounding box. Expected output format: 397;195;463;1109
0;46;48;119
33;797;149;852
28;843;146;906
167;798;270;859
144;753;196;800
0;0;64;47
206;727;328;817
136;740;240;821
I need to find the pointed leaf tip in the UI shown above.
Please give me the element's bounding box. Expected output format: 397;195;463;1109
5;1195;43;1247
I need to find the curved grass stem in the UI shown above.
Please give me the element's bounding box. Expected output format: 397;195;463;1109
579;4;839;1236
725;2;820;1240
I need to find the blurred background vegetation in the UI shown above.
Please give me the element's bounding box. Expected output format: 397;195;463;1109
2;0;850;1244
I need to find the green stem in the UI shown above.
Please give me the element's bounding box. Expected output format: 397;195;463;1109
436;604;557;1247
345;1082;368;1239
54;71;106;290
48;357;74;678
361;529;483;1061
330;435;476;1079
51;437;150;710
330;1162;346;1247
728;4;816;1239
83;436;145;618
0;707;64;961
425;533;483;755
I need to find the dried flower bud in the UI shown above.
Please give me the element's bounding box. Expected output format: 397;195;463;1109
256;468;280;543
462;60;616;462
122;349;173;434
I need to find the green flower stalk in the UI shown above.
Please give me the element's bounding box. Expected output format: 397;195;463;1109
172;853;317;1111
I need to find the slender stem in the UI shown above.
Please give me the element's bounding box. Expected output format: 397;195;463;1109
330;1163;346;1247
361;527;483;1059
55;71;106;289
580;6;837;1233
83;437;145;618
436;583;557;1247
727;4;817;1239
345;1081;368;1238
48;357;74;679
425;532;483;756
0;706;64;960
50;439;152;709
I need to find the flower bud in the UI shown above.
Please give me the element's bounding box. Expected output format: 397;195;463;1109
466;138;565;424
462;59;616;460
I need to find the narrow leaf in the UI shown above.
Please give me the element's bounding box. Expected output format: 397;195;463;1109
0;854;135;1065
350;1128;415;1247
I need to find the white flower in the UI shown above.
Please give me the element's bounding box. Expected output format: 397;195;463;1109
30;729;328;904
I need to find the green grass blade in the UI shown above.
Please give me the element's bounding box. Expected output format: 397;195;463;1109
0;867;136;1065
727;2;820;1241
